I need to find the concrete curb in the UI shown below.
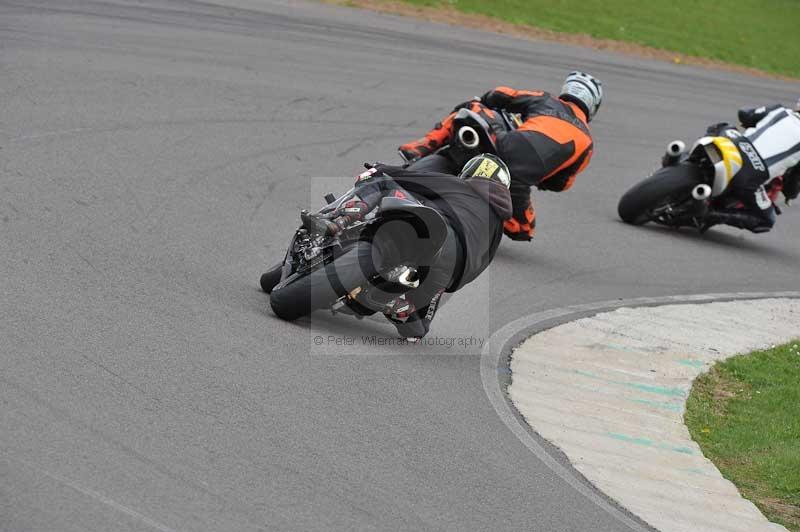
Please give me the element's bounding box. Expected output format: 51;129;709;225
480;292;800;532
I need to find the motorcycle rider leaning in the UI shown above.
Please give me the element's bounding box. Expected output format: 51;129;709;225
272;154;512;339
397;71;603;241
703;100;800;233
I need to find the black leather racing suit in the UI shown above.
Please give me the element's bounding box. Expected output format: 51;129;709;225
343;165;512;338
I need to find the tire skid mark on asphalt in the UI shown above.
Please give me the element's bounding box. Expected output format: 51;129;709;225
0;376;283;530
5;118;411;145
5;454;179;532
123;133;406;235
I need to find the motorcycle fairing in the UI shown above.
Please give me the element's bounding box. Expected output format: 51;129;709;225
691;136;743;196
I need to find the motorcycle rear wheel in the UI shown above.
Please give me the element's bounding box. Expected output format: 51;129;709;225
618;164;704;225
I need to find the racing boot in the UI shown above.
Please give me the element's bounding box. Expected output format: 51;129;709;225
701;210;774;234
384;294;416;323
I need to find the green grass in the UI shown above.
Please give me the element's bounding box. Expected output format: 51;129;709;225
685;340;800;530
400;0;800;78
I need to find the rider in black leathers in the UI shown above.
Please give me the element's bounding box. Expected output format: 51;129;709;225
270;157;512;338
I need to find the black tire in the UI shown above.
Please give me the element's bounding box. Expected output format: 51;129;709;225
618;164;704;225
269;279;321;321
260;263;283;294
269;242;378;321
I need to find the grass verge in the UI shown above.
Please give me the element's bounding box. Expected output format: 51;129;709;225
685;340;800;531
332;0;800;79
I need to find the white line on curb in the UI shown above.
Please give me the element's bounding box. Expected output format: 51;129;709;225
480;291;800;532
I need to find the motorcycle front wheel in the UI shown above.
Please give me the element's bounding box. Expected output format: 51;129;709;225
260;263;283;294
269;241;379;321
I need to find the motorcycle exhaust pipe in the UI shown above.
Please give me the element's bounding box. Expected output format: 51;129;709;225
691;184;712;218
397;268;420;289
667;140;686;157
692;184;712;201
457;125;480;149
384;265;420;289
662;140;686;166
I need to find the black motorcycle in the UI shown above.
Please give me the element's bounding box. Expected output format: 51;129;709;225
618;137;784;229
261;109;501;321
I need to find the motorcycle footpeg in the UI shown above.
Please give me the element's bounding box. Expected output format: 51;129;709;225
692;202;709;218
331;298;347;314
331;299;365;319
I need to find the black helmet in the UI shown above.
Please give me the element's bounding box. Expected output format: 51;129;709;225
459;153;511;188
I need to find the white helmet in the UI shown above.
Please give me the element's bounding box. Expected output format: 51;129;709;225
560;71;604;122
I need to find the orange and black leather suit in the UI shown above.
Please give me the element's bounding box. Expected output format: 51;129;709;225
400;87;594;241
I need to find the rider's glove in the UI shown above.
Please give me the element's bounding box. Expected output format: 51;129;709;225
398;147;419;164
451;97;482;112
399;140;437;164
503;222;533;241
705;122;734;136
503;205;536;242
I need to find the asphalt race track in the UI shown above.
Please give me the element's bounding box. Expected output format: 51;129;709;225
2;1;799;531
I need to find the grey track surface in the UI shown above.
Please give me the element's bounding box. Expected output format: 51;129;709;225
2;1;798;531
